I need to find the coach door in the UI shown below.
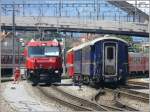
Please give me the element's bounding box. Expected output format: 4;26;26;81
103;43;117;76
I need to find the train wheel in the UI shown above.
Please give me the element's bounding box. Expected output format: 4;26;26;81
113;82;118;89
89;78;94;87
31;76;39;86
86;76;90;85
83;76;90;85
56;74;61;83
119;78;127;86
98;78;105;89
32;83;38;86
25;70;31;82
145;71;149;77
73;75;79;83
46;82;51;86
32;80;38;86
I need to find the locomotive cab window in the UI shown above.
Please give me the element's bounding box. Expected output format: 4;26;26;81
107;47;114;60
45;46;59;56
28;46;60;57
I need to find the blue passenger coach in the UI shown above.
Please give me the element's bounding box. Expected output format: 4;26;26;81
73;42;91;82
72;36;128;86
91;36;128;85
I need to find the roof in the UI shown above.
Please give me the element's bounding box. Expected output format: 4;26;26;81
90;35;128;45
69;35;128;51
72;41;91;51
27;41;59;47
108;1;149;21
67;48;73;53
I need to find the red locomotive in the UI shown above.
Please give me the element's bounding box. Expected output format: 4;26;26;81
24;39;62;86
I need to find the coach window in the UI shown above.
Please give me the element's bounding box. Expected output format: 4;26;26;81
107;47;114;60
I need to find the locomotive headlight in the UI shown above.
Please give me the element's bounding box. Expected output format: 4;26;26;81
30;70;34;73
42;43;46;46
54;70;59;73
49;66;52;69
40;64;43;68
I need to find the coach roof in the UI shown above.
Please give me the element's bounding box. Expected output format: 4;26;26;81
70;35;128;51
73;41;91;51
90;35;128;45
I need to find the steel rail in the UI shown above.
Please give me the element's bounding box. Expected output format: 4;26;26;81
127;80;149;89
94;89;126;111
124;83;148;89
94;88;140;111
50;85;109;111
116;89;149;103
37;86;93;111
120;87;149;98
115;100;139;111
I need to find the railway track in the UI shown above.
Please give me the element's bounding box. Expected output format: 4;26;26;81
57;85;114;110
124;83;148;89
115;100;139;111
37;85;93;111
37;85;114;111
52;85;128;111
51;85;111;111
36;83;148;111
114;88;149;111
126;81;149;89
94;88;140;111
93;89;124;111
115;88;149;103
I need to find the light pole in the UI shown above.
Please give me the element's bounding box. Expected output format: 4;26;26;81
12;2;16;76
18;38;24;67
63;32;66;76
0;0;2;83
16;38;22;68
145;1;150;111
57;29;66;76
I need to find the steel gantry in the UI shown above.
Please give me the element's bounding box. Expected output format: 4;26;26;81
1;0;149;22
0;0;149;37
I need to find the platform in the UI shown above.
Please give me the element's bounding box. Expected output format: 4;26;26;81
128;78;149;87
129;89;149;95
1;77;13;82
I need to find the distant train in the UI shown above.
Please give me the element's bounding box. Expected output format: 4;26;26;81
128;51;149;76
67;36;129;86
1;55;25;64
